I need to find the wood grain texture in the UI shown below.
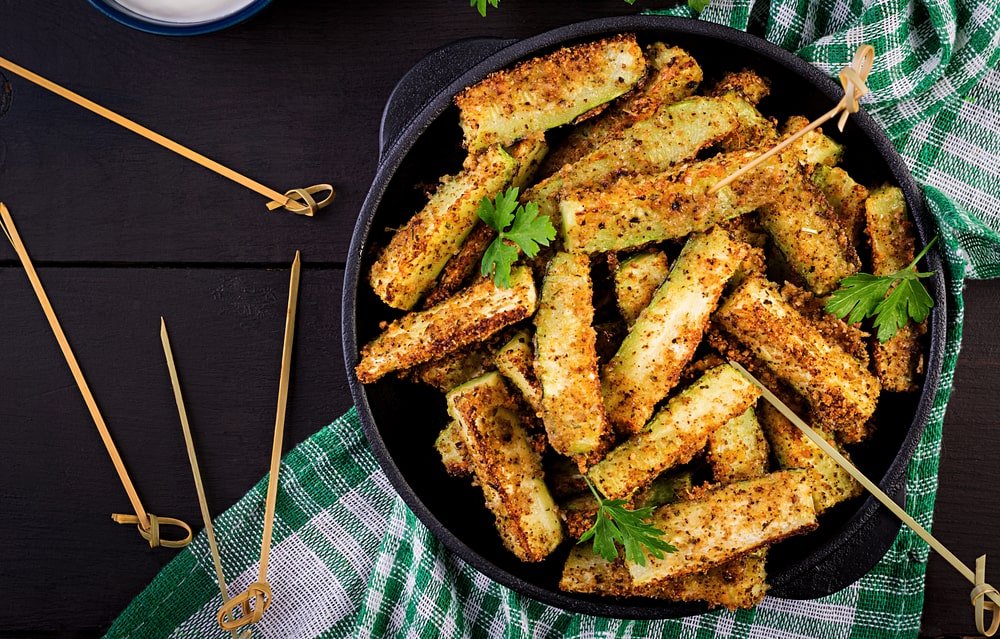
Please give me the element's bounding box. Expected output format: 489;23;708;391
0;1;994;637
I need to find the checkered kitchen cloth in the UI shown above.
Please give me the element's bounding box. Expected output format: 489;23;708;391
105;0;1000;637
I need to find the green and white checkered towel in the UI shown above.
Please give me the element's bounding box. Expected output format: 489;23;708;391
105;1;1000;637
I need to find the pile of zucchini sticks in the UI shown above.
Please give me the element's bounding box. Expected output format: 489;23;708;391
354;34;926;609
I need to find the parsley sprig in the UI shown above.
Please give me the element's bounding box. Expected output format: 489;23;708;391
578;476;677;566
825;236;937;342
478;187;556;288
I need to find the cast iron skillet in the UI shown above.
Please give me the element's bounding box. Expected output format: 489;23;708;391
343;15;946;619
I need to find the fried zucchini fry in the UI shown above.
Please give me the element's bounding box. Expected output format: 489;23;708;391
405;341;496;392
627;470;817;585
494;330;543;414
603;228;748;434
614;250;671;326
559;149;786;254
447;373;563;561
527;96;739;220
782;115;844;166
456;35;645;151
562;471;692;539
713;275;880;443
812;164;869;248
541;43;702;174
759;153;860;295
534;253;611;461
370;145;516;310
708;70;776;150
758;402;862;512
707;408;769;484
424;137;550;308
435;420;471;478
590;364;761;500
356;267;537;383
866;185;926;391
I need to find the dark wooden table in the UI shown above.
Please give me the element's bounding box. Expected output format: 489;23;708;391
0;2;994;637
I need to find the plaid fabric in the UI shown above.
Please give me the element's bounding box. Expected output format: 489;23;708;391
105;1;1000;637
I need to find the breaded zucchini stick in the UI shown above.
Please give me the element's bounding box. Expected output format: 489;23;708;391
603;228;748;434
627;470;817;586
713;275;880;443
759;153;860;295
707;408;769;484
866;185;925;391
527;96;739;220
447;373;563;561
369;145;516;310
708;70;776;150
559;149;786;254
782;115;844;166
534;253;611;461
541;43;703;174
435;420;471;478
494;330;543;414
356;267;537;383
613;250;671;326
456;35;645;151
758;402;862;513
560;546;767;610
404;341;496;392
424;137;549;308
812;164;869;248
590;364;761;500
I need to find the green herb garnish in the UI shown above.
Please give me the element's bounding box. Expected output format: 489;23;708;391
478;187;556;288
825;236;937;342
578;475;677;566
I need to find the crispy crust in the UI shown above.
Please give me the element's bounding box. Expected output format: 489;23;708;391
423;223;496;308
627;471;817;586
713;276;880;443
448;373;563;562
590;364;761;500
603;228;748;435
782;115;845;166
541;43;703;175
707;408;770;484
559;149;787;254
356;268;537;383
614;250;671;326
812;164;869;248
494;330;544;414
435;420;471;477
404;340;497;392
779;281;870;366
534;253;611;463
456;35;645;151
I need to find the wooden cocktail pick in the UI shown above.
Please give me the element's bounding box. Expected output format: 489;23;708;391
731;361;1000;636
160;318;249;639
0;203;192;548
0;56;334;217
217;251;301;632
709;44;875;195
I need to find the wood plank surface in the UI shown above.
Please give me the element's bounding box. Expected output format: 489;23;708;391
0;1;996;637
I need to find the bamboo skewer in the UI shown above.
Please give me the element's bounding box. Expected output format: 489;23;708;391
0;203;191;548
709;44;875;195
217;251;301;632
0;56;334;217
731;362;1000;636
160;319;247;639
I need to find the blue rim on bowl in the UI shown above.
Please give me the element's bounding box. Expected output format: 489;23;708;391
87;0;272;36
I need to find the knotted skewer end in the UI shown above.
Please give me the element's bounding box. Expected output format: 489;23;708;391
266;184;335;217
973;555;1000;636
217;581;272;631
111;513;193;549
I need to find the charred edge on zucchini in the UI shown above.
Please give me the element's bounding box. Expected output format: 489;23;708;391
369;144;516;310
590;364;761;501
356;267;537;384
603;228;749;435
627;470;817;585
447;372;563;562
534;252;611;462
456;34;646;152
713;275;880;443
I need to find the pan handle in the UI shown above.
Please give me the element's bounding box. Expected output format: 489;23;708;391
379;37;516;158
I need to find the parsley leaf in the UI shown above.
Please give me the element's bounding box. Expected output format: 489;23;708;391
578;476;676;566
469;0;499;17
478;188;556;288
825;236;937;342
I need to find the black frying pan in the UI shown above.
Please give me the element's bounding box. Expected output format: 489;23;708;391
343;15;946;619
